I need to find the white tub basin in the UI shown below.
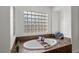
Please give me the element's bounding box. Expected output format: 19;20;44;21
23;38;58;50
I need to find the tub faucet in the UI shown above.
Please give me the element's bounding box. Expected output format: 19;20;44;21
38;35;45;43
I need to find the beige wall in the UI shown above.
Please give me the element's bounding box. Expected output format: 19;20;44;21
71;6;79;52
52;6;71;38
60;7;71;38
52;11;60;33
0;6;10;52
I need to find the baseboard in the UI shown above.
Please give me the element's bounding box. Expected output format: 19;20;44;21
72;49;79;53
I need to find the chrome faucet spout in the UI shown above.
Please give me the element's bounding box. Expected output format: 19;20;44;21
38;35;45;43
41;36;45;42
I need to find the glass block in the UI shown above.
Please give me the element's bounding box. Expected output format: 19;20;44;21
32;12;35;14
39;13;42;15
28;19;31;21
35;15;38;18
41;13;45;16
38;13;40;15
24;11;28;14
41;20;43;22
35;19;38;22
35;12;39;15
41;17;43;19
32;22;35;25
39;16;42;19
45;14;48;16
32;15;35;18
45;17;48;19
35;22;38;25
41;13;43;16
24;11;48;34
24;19;28;22
28;15;31;18
32;19;35;22
34;15;36;18
24;15;28;17
28;11;32;14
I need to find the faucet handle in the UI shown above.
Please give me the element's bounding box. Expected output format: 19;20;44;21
41;37;45;42
37;36;42;41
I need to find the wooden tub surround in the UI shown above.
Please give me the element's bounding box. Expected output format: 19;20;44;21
11;34;72;53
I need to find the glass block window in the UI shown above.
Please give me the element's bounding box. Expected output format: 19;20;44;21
24;11;48;34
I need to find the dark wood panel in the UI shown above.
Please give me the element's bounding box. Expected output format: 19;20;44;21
11;34;72;53
44;44;72;53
